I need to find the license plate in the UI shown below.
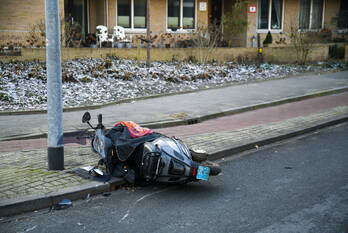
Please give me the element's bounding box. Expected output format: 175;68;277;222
196;166;210;181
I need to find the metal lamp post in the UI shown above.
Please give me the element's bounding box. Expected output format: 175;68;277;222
45;0;64;170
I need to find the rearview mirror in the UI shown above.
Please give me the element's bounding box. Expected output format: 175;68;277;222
82;112;91;123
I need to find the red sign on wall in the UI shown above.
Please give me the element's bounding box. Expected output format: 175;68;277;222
248;5;257;13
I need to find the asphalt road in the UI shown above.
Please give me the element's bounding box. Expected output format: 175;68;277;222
1;123;348;233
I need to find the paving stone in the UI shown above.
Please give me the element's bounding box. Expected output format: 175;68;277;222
0;106;347;202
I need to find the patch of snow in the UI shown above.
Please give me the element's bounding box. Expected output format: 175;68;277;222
0;58;346;111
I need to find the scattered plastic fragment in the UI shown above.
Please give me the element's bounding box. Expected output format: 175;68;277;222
53;199;73;210
81;165;94;171
284;166;293;169
89;167;104;177
24;225;37;232
102;192;112;197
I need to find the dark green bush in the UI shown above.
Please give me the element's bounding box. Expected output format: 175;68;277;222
263;31;273;45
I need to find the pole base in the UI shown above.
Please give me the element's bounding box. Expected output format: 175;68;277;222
48;147;64;170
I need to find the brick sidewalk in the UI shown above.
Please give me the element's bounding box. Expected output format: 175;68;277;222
1;92;348;153
182;106;348;154
0;104;347;204
0;147;97;201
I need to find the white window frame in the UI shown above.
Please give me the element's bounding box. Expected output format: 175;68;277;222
256;0;285;33
299;0;326;31
166;0;198;33
116;0;147;33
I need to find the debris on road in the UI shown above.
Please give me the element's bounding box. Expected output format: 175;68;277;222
52;199;73;210
23;225;37;232
102;192;112;197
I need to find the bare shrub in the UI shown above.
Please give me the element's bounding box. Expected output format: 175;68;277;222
26;19;46;48
26;18;82;48
289;25;317;65
192;24;222;63
236;55;256;65
62;20;82;47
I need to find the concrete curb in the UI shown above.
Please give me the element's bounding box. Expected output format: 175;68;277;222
208;116;348;161
2;87;348;141
1;115;347;217
144;86;348;129
0;178;124;217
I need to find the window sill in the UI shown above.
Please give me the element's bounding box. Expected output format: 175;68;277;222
256;29;283;34
298;28;323;32
337;29;348;33
166;29;196;33
124;28;147;33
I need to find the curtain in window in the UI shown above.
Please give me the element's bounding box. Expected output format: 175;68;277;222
258;0;269;29
271;0;282;29
134;0;147;28
168;0;180;29
311;0;323;29
299;0;310;29
118;0;131;28
183;0;195;29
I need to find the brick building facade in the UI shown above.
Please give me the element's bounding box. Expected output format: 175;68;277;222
0;0;347;48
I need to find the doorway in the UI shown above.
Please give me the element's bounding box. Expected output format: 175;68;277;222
88;0;107;33
64;0;89;37
210;0;223;27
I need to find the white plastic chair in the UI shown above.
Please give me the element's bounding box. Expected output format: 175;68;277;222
112;26;132;47
96;25;113;48
112;26;126;41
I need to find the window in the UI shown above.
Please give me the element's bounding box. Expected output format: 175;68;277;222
118;0;147;29
168;0;195;30
257;0;283;30
337;0;348;29
299;0;324;30
134;0;147;28
64;0;88;36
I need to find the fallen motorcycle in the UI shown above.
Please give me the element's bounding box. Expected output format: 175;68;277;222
82;112;221;184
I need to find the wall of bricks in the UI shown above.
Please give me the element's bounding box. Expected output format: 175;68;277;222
0;45;329;63
0;0;64;45
244;0;342;48
0;0;343;48
150;0;167;34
